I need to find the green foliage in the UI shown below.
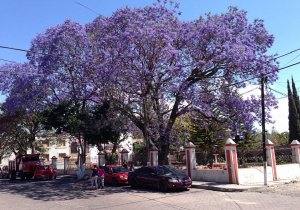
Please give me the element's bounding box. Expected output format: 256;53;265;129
84;101;128;149
189;116;224;165
268;128;289;146
0;106;45;155
287;79;300;142
42;100;129;165
42;100;83;135
105;152;118;165
132;142;147;165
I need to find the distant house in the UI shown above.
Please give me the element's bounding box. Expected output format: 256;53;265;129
1;131;143;167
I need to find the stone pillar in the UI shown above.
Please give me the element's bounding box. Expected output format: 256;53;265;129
149;145;159;166
167;153;173;166
213;154;219;163
290;140;300;163
120;149;129;164
51;156;57;170
98;151;106;167
266;139;277;181
225;138;239;184
185;142;196;178
63;156;70;175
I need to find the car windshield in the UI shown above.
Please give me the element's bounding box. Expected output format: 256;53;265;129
112;166;129;173
23;155;40;162
36;165;48;170
156;166;182;176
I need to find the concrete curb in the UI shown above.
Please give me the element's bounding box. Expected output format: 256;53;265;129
191;183;266;192
191;180;297;192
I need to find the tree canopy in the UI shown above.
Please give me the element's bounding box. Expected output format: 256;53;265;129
0;4;279;164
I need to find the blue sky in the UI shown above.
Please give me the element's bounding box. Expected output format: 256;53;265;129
1;0;299;132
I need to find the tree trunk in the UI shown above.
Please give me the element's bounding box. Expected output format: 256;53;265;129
159;143;170;165
142;128;151;163
158;134;170;165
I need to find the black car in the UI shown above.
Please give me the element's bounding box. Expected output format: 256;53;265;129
128;166;192;191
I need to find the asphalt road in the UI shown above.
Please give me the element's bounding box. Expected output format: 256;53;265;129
0;176;299;210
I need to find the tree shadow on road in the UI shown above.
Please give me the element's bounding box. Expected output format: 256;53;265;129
0;176;130;201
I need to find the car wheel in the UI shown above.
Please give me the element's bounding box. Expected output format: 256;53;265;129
20;171;25;180
130;178;138;188
159;182;168;192
9;172;13;180
10;171;16;180
111;178;118;186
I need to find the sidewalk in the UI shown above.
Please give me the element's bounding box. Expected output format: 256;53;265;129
59;174;295;192
191;179;295;192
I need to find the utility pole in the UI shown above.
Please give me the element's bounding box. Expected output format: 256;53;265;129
261;76;267;185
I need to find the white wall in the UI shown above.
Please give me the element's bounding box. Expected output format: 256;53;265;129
89;145;99;164
177;164;300;185
277;164;300;180
48;145;71;160
239;166;274;184
191;169;229;183
238;164;300;184
178;168;229;183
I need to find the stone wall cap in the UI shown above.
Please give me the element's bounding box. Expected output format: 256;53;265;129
290;140;300;145
265;139;274;145
120;149;129;153
225;138;236;145
150;145;158;151
184;142;196;148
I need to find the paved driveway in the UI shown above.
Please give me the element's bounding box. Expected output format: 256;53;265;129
0;176;299;210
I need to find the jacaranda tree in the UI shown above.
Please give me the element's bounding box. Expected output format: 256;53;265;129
0;4;279;165
26;20;98;167
86;6;278;164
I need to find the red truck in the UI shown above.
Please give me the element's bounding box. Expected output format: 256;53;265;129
8;154;41;180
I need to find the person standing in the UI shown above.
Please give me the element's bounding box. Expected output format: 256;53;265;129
98;166;105;189
129;162;135;172
91;165;98;190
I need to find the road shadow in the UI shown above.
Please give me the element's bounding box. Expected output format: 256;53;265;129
0;176;129;201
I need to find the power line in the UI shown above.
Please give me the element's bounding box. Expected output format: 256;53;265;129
0;45;29;53
207;60;300;94
0;58;17;63
73;0;100;16
2;43;300;86
267;87;287;97
274;48;300;60
240;87;259;96
283;52;300;66
2;44;300;60
277;60;300;71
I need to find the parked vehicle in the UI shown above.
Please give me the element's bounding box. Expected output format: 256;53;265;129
128;166;192;191
1;166;9;179
34;164;56;180
101;164;129;185
8;154;41;180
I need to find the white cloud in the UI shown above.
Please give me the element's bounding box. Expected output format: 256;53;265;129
266;98;288;133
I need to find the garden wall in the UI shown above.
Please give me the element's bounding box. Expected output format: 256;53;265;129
182;164;300;184
191;169;229;183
